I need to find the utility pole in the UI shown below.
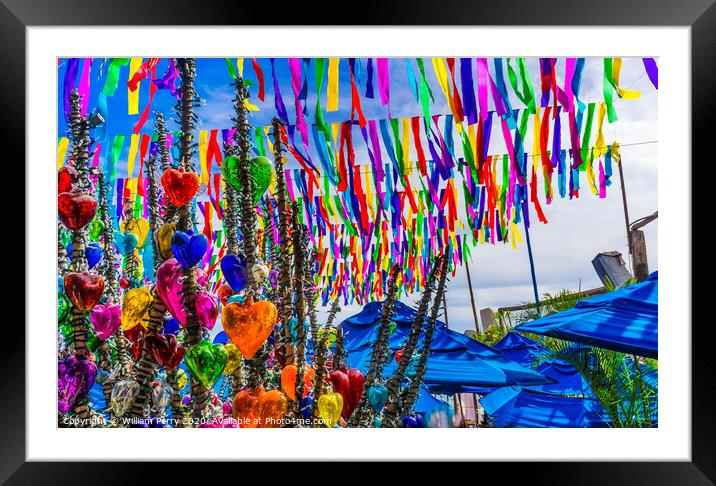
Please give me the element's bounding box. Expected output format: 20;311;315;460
522;205;540;316
464;262;481;334
617;155;633;262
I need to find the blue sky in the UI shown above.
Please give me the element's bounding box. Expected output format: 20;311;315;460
57;57;658;334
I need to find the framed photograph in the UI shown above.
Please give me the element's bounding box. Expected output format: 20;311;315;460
6;0;711;480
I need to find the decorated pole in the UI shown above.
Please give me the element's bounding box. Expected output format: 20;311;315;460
400;254;449;416
305;249;320;343
271;118;294;370
66;91;94;358
172;58;211;421
289;203;309;420
349;265;401;427
232;77;267;389
59;90;102;425
221;114;243;391
382;255;442;427
222;79;242;256
131;118;172;419
309;329;329;426
327;300;344;371
96;170;132;411
154;111;186;424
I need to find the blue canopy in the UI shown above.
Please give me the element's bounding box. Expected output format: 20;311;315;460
342;301;551;394
414;385;453;427
480;386;611;428
493;331;547;367
515;272;658;358
527;359;596;397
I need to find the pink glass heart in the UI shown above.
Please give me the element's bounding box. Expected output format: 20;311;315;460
156;259;210;324
195;292;219;330
90;303;122;341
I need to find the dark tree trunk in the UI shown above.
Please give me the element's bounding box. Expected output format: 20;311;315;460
271;119;294;371
400;255;450;415
349;265;401;427
382;256;442;427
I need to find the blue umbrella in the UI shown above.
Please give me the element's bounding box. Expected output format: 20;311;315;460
480;386;611;428
515;272;658;358
493;332;547;367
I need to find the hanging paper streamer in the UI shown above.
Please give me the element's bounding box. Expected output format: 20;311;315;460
642;58;658;89
56;56;652;303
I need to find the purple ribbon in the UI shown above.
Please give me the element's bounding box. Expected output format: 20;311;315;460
643;58;658;89
153;59;181;99
63;58;80;118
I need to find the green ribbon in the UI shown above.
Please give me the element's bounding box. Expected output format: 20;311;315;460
225;58;238;80
603;59;618;123
110;134;126;180
580;103;596;171
507;58;536;114
254;128;265;156
102;58;130;97
389;119;406;184
415;58;434;126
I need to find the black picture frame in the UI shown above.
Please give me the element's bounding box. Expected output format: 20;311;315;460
5;0;711;481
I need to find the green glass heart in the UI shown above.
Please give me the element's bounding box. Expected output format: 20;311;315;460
89;219;105;242
58;293;70;322
185;340;227;389
388;322;397;335
60;229;72;248
60;321;73;342
318;327;337;347
87;334;101;352
221;155;275;205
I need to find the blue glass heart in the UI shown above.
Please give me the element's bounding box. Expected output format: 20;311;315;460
367;385;388;413
220;253;249;293
164;317;180;335
300;395;313;420
114;232;139;255
212;331;228;345
227;294;246;304
66;242;104;269
402;415;418;428
171;231;208;269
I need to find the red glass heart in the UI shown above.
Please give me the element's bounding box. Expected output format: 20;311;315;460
145;333;185;369
131;337;143;360
160;168;199;207
124;324;146;343
58;167;76;194
217;283;234;306
58;192;98;230
63;272;105;312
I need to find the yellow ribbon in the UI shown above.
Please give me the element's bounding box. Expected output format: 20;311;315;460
593;103;608;159
612;58;641;99
432;58;456;118
128;57;142;115
126;133;140;181
57;137;69;169
327;58;339;112
199;130;208;185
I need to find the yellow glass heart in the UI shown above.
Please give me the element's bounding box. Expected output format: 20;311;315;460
317;392;343;428
155;224;176;259
122;217;150;248
223;343;243;375
121;287;153;330
176;368;188;390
